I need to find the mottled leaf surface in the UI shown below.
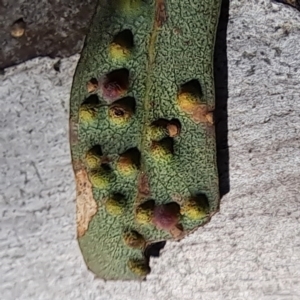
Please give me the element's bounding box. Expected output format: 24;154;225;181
70;0;221;280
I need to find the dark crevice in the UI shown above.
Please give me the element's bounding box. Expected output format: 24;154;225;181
100;162;112;172
53;60;61;72
144;241;166;258
111;96;136;112
192;193;209;209
153;137;174;155
180;79;203;98
82;94;100;105
119;147;141;169
137;199;155;211
88;145;103;157
214;0;230;198
112;29;134;49
102;68;130;101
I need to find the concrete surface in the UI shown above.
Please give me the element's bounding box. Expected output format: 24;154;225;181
1;0;300;299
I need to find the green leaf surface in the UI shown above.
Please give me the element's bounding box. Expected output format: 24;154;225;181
70;0;222;281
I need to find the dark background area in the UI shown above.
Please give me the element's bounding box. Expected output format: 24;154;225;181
0;0;97;70
0;0;298;71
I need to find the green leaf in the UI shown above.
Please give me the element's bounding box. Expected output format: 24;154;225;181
70;0;222;280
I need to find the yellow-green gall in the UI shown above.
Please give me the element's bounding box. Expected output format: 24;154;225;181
115;0;142;14
109;107;130;124
116;156;137;175
88;168;110;189
116;148;140;176
109;29;134;61
84;145;103;169
148;125;168;141
108;97;135;125
127;259;150;277
177;91;199;113
105;193;126;216
148;119;181;141
135;201;154;225
123;231;145;249
150;138;174;161
109;43;131;60
79;104;98;123
85;153;101;169
180;195;209;220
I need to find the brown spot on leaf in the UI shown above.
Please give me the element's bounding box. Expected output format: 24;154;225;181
155;0;167;27
187;104;214;125
138;173;150;196
167;119;181;137
87;78;98;93
205;112;214;125
76;169;98;238
170;224;184;240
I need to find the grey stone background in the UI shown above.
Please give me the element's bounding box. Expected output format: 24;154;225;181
1;0;300;299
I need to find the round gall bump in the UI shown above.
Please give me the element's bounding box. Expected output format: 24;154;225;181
167;119;181;137
86;78;98;93
105;194;126;216
177;79;203;114
109;105;130;125
123;231;145;249
153;202;180;230
79;104;98;123
116;0;142;14
150;138;174;161
100;68;129;103
108;97;135;125
88;168;111;189
177;91;199;113
79;95;100;123
116;156;137;175
148;124;168;141
135;200;155;225
149;119;181;140
84;145;103;169
180;194;209;220
116;147;141;176
109;43;131;60
127;259;150;277
110;29;134;61
11;18;26;38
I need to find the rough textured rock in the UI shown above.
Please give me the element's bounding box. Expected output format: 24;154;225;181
1;0;300;299
0;0;97;70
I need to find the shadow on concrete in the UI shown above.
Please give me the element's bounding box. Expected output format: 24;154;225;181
214;0;230;199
